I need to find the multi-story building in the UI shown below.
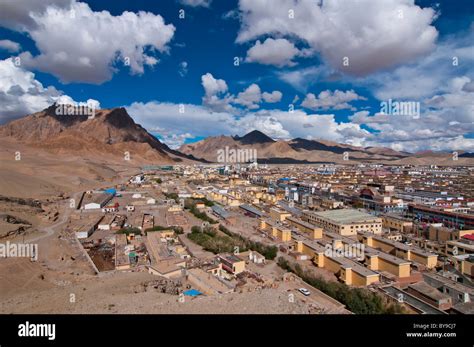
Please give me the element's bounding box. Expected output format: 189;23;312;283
408;204;474;230
286;216;322;239
217;253;246;275
357;231;438;269
259;219;292;242
302;209;382;236
382;214;413;233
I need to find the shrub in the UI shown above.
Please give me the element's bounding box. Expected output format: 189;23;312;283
218;224;278;260
187;225;245;254
116;227;141;235
145;225;183;235
184;200;217;224
276;257;404;314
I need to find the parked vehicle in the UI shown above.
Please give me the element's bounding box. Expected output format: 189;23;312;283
298;288;310;296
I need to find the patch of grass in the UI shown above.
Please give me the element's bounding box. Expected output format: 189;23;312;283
163;192;179;202
116;227;141;235
145;225;184;235
185;199;217;224
187;225;245;254
219;224;278;260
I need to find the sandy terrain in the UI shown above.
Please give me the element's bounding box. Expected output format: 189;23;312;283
0;269;321;314
0;137;141;199
0;137;345;315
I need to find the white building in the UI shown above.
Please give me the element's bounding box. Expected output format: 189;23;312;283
82;192;113;210
84;202;101;210
98;215;115;231
249;251;265;264
130;175;145;184
73;218;102;239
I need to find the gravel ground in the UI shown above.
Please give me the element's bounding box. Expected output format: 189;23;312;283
0;271;318;314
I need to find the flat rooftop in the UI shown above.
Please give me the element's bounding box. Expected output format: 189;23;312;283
146;231;174;263
218;253;243;264
82;192;113;206
328;255;379;278
447;240;474;251
364;246;411;266
292;233;326;253
452;301;474;314
286;216;320;230
423;272;474;295
324;230;359;245
310;209;381;225
382;213;412;222
357;230;437;258
381;286;446;314
277;201;302;217
211;205;230;218
239;204;263;217
408;282;451;302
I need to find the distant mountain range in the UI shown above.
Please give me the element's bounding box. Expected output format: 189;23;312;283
179;129;473;165
0;106;472;165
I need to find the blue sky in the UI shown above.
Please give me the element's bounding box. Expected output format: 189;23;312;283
0;0;473;152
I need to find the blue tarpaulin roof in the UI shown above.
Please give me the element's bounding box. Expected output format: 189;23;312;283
104;188;116;195
183;289;202;297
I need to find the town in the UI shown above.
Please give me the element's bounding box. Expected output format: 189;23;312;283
60;162;474;315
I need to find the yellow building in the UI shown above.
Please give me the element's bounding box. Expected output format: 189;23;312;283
261;193;278;204
208;191;241;207
460;256;474;280
148;259;186;279
168;204;183;212
269;207;291;222
364;250;411;278
260;219;292;242
302;209;382;236
428;226;474;243
293;237;379;286
218;253;245;274
192;192;206;199
195;202;206;209
446;240;474;256
382;215;413;233
358;231;438;269
320;199;344;210
324;231;412;279
286;216;322;239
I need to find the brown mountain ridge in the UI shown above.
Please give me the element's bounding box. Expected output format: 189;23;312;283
180;130;473;165
0;104;200;164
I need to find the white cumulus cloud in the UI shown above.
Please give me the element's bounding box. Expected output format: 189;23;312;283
302;89;367;111
0;39;21;52
246;38;300;67
1;1;175;84
262;90;282;103
179;0;212;8
0;58;99;123
237;0;438;76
